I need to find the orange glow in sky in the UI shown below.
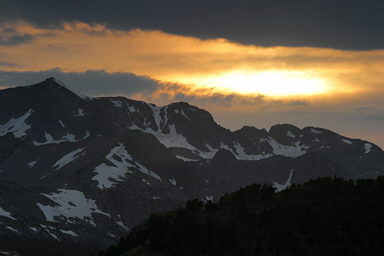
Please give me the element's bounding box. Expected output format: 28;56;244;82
0;22;382;99
1;22;384;146
167;70;331;97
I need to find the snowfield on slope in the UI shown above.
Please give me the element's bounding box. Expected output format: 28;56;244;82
273;169;295;192
33;131;90;146
0;206;17;220
92;143;161;189
0;109;34;138
53;148;85;170
36;189;109;226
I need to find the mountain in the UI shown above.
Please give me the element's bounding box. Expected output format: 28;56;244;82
100;177;384;256
0;78;383;255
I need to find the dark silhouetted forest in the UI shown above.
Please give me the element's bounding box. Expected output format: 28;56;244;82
99;177;384;256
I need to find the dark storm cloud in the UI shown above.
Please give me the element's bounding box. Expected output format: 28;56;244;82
0;69;160;96
2;0;384;50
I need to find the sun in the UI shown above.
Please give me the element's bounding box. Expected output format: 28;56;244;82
171;70;331;97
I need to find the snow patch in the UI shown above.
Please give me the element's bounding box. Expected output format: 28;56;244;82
197;144;218;159
0;206;16;220
137;163;161;181
273;169;294;192
127;104;137;112
342;139;353;144
168;178;177;186
161;106;169;128
6;226;20;234
205;195;213;202
58;120;65;128
219;143;234;152
142;178;150;185
129;116;219;160
310;128;322;134
36;189;109;226
267;137;307;158
92;143;161;189
53;148;85;170
221;142;270;161
181;110;190;120
287;131;295;138
33;131;90;146
148;104;161;131
59;229;79;237
83;130;90;139
364;143;372;154
45;229;60;241
0;109;34;138
28;161;37;168
111;99;122;107
75;108;85;117
30;227;38;232
233;142;273;161
147;124;197;151
116;220;129;231
175;155;198;161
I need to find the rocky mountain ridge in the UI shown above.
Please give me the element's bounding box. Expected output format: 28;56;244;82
0;78;383;255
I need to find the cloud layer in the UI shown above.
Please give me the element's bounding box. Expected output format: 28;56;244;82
2;0;384;50
0;21;383;147
1;23;384;94
0;69;159;96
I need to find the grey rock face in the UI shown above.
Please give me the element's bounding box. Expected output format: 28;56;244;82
0;78;383;250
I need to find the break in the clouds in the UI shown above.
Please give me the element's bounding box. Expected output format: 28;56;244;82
2;0;384;50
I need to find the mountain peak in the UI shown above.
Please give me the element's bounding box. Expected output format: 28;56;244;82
32;78;89;100
269;123;300;133
236;126;268;135
212;148;237;162
37;76;62;88
44;76;58;82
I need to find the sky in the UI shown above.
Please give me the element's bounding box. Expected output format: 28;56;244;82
1;0;384;147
